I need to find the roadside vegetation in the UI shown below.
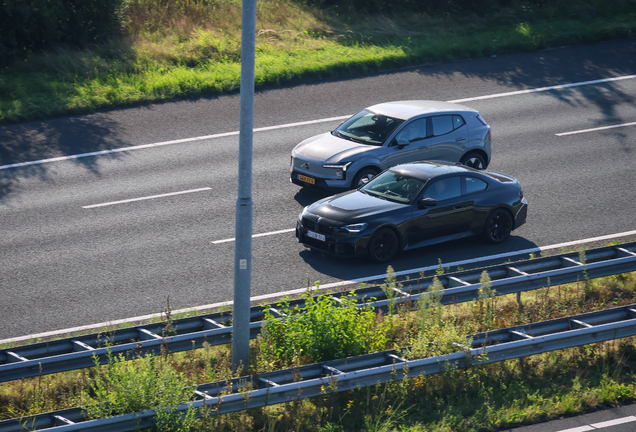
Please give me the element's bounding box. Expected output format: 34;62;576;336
2;256;636;431
1;0;636;123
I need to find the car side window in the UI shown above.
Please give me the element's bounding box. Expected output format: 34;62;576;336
431;115;454;136
431;115;466;137
465;176;488;194
395;118;427;144
421;177;461;201
453;115;466;129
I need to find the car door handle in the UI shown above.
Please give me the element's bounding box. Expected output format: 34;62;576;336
454;205;464;209
455;137;465;141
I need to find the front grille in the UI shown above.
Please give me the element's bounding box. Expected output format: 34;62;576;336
302;218;333;234
302;235;333;251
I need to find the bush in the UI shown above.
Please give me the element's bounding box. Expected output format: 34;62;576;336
259;290;388;368
0;0;128;66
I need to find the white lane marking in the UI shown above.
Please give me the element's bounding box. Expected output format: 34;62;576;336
2;75;636;171
448;74;636;104
591;416;636;428
555;427;594;432
555;415;636;431
82;187;212;208
556;121;636;136
2;229;636;346
0;116;349;171
212;228;295;244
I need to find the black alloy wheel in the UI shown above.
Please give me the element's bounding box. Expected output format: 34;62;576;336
368;228;399;263
460;152;486;170
484;209;513;244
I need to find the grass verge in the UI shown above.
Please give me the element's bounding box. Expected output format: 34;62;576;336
1;1;635;123
2;266;636;431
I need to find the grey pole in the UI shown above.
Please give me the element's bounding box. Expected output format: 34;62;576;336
232;0;256;375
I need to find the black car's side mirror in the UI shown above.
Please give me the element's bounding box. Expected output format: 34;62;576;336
396;137;410;149
417;198;437;209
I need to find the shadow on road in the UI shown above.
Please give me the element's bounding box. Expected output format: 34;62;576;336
297;234;540;284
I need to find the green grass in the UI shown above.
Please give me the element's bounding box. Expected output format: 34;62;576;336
1;0;635;123
3;269;636;431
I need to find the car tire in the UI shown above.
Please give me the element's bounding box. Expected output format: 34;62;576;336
352;167;379;188
483;208;513;244
460;152;487;170
367;228;399;263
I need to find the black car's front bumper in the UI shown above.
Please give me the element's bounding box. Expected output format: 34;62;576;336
295;216;370;258
513;199;529;230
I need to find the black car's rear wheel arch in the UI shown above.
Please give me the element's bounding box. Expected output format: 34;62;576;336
460;151;487;170
483;208;513;244
367;227;400;263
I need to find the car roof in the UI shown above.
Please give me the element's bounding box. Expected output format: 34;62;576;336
366;100;477;120
390;161;516;183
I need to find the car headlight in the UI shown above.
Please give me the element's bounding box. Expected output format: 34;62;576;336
322;162;353;178
340;222;368;233
298;206;309;222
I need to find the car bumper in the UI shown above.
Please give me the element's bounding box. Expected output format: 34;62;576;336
295;220;369;257
513;199;528;230
290;170;350;191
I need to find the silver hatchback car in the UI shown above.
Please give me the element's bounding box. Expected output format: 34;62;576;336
290;100;492;190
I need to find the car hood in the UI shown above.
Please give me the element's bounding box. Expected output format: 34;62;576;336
294;132;377;162
307;190;407;222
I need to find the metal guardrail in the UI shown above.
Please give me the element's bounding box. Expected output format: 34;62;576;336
3;304;636;431
1;242;636;383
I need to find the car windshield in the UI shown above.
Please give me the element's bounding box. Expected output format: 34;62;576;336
333;109;403;146
360;170;426;203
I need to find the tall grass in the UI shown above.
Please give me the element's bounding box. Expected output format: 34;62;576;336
1;0;635;123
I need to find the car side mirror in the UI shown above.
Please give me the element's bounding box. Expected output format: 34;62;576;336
417;197;437;209
396;137;410;149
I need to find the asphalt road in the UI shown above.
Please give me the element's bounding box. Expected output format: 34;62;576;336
1;39;635;341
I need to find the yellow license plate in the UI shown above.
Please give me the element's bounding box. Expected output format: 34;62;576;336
298;174;315;185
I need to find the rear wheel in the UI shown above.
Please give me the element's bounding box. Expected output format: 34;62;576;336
460;152;486;170
367;228;399;263
352;167;379;188
483;209;513;244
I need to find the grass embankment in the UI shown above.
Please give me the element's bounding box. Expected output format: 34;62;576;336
2;262;636;431
1;0;635;123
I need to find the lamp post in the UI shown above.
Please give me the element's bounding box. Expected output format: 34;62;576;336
232;0;256;375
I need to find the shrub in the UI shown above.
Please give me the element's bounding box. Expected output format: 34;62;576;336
0;0;129;66
259;290;388;368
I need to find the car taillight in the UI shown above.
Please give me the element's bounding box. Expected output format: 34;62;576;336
488;130;492;141
519;188;524;199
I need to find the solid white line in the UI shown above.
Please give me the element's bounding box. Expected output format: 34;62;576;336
556;121;636;136
0;117;349;171
555;427;594;432
448;74;636;104
2;229;636;346
82;187;212;208
212;228;296;244
591;415;636;428
2;75;635;171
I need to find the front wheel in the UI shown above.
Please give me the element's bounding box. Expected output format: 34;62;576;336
483;209;513;244
460;152;486;170
367;228;399;263
352;168;379;188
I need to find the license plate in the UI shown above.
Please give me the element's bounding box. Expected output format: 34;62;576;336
298;174;315;185
306;230;325;242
